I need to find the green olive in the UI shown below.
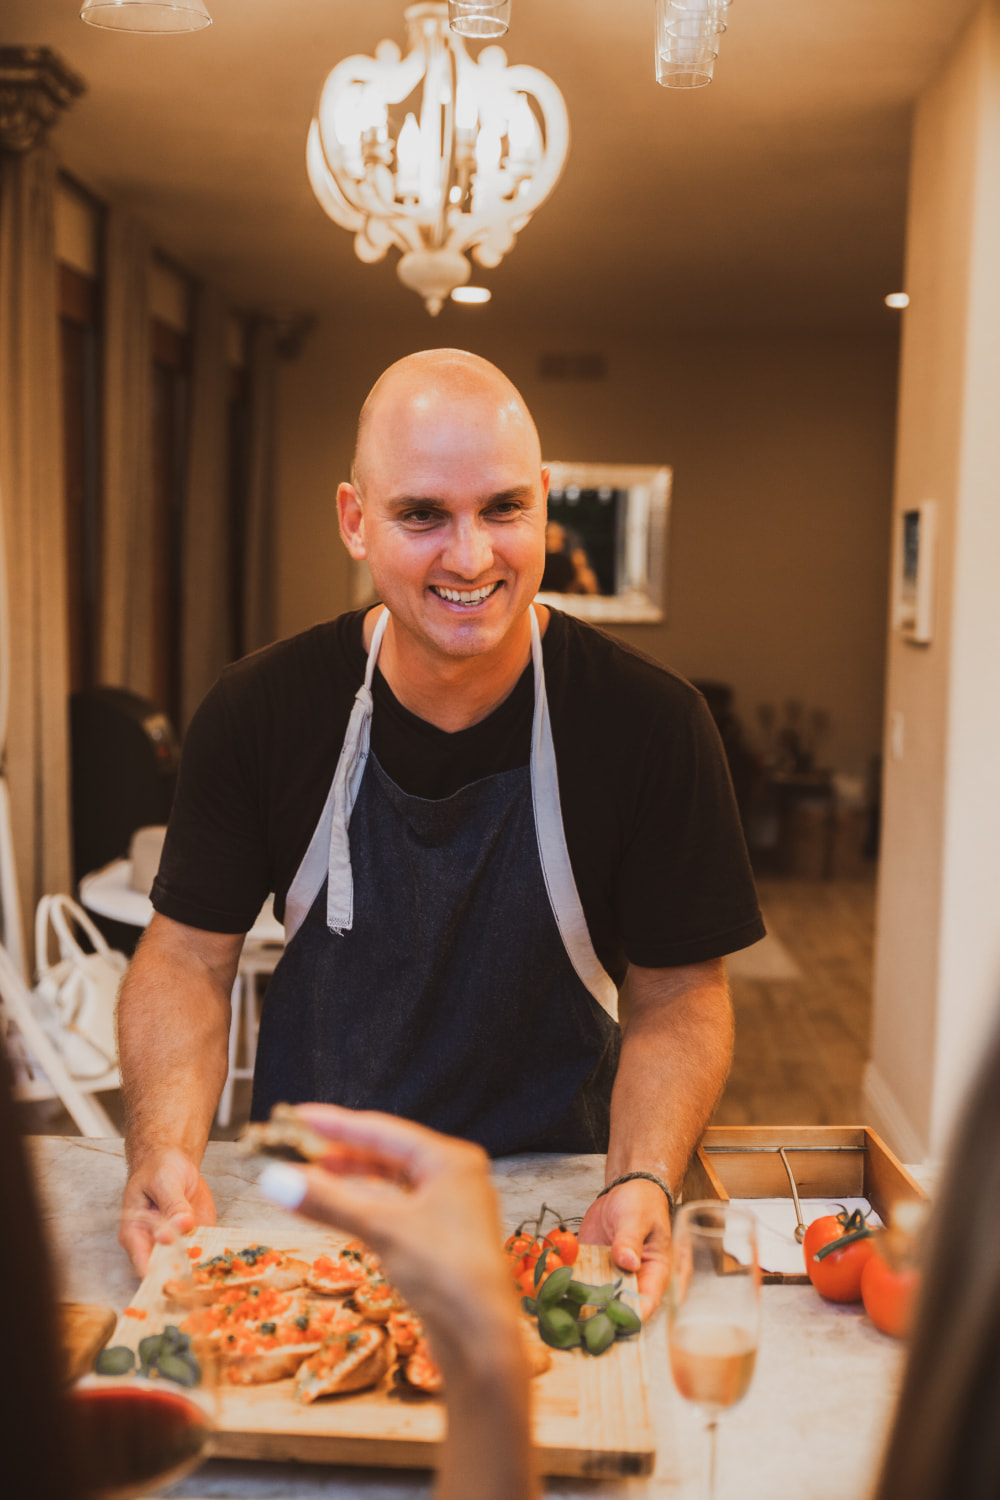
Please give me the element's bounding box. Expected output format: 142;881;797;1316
94;1346;136;1376
563;1279;615;1308
581;1311;616;1355
605;1298;642;1334
138;1333;165;1371
157;1352;201;1387
538;1304;582;1349
536;1265;574;1307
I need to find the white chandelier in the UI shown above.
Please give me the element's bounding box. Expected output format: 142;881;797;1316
306;2;569;315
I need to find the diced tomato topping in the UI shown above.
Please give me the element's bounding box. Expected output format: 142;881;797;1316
187;1246;202;1260
123;1307;147;1319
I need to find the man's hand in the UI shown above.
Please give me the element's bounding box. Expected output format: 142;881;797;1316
578;1179;671;1321
119;1148;217;1274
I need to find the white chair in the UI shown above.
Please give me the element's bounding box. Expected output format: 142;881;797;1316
0;941;118;1136
217;938;284;1128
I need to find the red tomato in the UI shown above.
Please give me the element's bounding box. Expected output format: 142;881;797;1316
515;1265;536;1297
544;1227;579;1266
861;1246;919;1337
504;1231;535;1260
803;1212;876;1303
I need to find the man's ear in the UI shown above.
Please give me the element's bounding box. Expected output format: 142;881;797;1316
540;466;551;506
337;483;367;560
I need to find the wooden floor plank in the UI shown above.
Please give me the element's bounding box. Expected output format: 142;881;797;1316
714;873;877;1128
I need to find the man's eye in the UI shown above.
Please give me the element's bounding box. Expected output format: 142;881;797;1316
489;502;520;518
403;509;437;525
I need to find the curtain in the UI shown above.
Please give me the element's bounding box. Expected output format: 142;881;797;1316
180;283;232;729
0;147;73;957
242;318;278;655
100;210;154;697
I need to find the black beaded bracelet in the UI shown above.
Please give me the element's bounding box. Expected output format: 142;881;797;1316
596;1171;677;1216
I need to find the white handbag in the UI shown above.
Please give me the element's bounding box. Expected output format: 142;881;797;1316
34;894;127;1081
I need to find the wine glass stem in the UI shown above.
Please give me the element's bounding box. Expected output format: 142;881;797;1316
704;1414;719;1500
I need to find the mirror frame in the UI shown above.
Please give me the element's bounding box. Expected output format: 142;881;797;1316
537;461;672;624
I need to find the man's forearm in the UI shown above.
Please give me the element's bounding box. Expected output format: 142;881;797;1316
118;916;240;1170
606;959;734;1193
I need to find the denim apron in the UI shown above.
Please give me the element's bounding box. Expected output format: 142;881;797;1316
251;607;621;1155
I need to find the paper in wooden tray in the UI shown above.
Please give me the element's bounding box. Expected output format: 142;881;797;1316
683;1125;928;1284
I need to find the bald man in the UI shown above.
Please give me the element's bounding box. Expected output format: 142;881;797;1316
117;351;763;1311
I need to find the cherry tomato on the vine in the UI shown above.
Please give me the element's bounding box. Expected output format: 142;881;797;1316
803;1211;876;1303
515;1265;537;1297
544;1227;579;1266
504;1231;535;1260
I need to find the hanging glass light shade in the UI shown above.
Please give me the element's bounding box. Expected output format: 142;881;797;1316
80;0;212;33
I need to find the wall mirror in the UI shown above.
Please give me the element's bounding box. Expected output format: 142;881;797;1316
350;460;672;621
536;462;672;624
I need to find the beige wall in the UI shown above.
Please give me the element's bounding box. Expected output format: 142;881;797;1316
867;0;1000;1160
275;321;898;780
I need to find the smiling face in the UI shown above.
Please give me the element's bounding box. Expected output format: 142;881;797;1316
338;352;549;673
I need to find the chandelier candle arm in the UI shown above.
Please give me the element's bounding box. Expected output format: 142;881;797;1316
307;1;568;314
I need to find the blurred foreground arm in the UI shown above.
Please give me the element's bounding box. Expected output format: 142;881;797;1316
259;1104;540;1500
117;914;243;1272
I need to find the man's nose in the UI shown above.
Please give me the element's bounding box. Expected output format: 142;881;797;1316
442;518;494;579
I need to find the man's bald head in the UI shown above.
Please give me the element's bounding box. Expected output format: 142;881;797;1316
350;349;541;497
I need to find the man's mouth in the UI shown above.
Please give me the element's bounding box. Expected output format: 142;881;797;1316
430;582;502;607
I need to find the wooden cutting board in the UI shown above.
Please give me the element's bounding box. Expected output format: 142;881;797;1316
59;1303;117;1385
103;1225;655;1478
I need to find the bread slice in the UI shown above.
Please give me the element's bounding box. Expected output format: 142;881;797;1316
164;1246;310;1307
294;1325;394;1403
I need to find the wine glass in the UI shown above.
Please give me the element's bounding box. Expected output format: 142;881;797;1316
667;1201;760;1500
67;1372;215;1499
68;1241;218;1498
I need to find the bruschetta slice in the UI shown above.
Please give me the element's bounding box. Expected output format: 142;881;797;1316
213;1302;362;1386
400;1336;444;1394
179;1284;306;1344
294;1325;394;1403
305;1242;379;1296
243;1103;334;1163
386;1308;423;1357
164;1245;309;1307
351;1277;407;1323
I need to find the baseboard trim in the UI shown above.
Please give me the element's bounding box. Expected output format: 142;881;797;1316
863;1061;928;1166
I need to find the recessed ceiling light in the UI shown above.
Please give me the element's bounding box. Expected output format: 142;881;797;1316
451;286;491;305
885;292;910;309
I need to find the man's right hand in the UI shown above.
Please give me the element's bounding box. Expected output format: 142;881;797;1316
119;1149;217;1274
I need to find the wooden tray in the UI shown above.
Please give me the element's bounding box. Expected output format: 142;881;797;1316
682;1125;929;1283
103;1226;655;1479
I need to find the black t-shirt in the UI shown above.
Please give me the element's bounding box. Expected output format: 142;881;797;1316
152;608;764;982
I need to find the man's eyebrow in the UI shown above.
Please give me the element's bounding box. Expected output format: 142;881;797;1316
386;485;537;511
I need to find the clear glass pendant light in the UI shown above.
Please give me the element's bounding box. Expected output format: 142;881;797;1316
448;1;510;39
80;0;212;33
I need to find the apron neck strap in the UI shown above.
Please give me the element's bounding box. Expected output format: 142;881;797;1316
365;606;390;686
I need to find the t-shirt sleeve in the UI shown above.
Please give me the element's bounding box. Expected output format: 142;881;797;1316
617;686;765;968
151;673;271;934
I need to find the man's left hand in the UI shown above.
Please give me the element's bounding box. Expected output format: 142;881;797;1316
578;1178;671;1320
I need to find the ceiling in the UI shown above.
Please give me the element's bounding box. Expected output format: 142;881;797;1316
2;0;980;331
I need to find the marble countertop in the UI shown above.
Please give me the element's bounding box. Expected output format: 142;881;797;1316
29;1138;906;1500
